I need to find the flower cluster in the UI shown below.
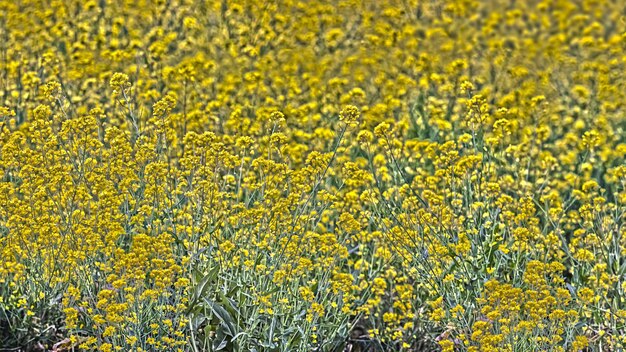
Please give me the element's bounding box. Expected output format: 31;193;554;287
1;0;626;351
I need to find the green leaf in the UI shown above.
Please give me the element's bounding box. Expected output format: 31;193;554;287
218;290;241;322
190;316;207;331
187;266;220;313
213;326;229;351
204;298;237;337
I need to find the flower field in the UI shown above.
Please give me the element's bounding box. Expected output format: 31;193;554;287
1;0;626;351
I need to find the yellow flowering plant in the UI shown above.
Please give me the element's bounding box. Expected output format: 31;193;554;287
1;0;626;351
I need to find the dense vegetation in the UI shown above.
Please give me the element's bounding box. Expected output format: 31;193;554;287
1;0;626;351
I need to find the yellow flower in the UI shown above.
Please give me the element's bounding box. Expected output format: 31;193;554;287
339;105;360;126
109;72;130;94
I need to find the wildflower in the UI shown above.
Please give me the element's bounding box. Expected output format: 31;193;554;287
109;73;130;94
339;105;360;126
